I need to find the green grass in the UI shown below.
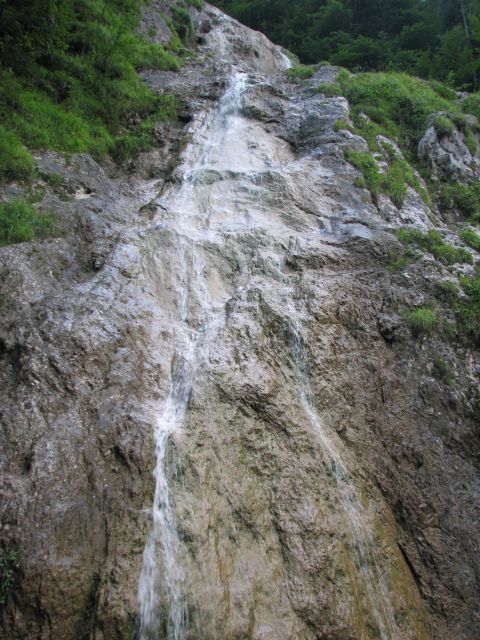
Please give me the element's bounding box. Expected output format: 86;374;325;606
333;119;353;133
433;115;455;138
0;125;35;181
286;64;316;81
464;127;478;155
314;82;342;96
439;181;480;223
463;93;480;120
345;149;428;208
460;227;480;251
337;72;462;156
0;200;55;246
397;227;473;265
406;308;438;335
113;95;182;161
457;275;480;345
432;356;453;383
0;0;183;182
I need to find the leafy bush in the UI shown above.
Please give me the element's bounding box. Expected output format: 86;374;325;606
0;200;55;246
432;356;452;383
463;93;480;120
463;127;478;155
406;308;438;335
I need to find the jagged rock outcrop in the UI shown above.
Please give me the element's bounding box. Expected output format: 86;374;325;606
418;112;480;183
1;4;479;640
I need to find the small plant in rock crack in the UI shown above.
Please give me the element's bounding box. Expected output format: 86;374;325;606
0;548;16;605
406;307;438;336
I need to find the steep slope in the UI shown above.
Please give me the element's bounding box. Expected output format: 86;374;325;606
0;3;479;640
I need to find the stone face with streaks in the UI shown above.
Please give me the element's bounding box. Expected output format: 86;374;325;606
0;4;479;640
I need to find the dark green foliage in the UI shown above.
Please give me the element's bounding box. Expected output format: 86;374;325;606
0;0;182;182
432;356;453;383
406;308;438;335
211;0;480;91
457;275;480;345
0;200;55;245
0;548;16;605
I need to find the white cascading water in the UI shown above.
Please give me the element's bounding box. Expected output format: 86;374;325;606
138;39;400;637
288;318;398;639
137;70;249;640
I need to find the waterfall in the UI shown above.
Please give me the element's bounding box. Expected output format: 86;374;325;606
288;319;398;639
137;71;248;640
138;35;403;638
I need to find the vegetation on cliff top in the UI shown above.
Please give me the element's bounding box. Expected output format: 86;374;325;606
211;0;480;91
0;0;188;183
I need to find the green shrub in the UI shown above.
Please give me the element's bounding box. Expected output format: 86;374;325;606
457;275;480;345
0;549;16;605
171;5;193;42
460;227;480;251
406;308;438;335
186;0;204;8
432;356;453;383
0;200;55;246
314;82;342;96
433;115;455;138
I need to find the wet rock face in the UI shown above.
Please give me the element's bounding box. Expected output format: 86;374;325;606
1;4;479;640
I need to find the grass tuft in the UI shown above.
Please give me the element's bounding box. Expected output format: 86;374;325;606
0;200;55;246
406;308;438;335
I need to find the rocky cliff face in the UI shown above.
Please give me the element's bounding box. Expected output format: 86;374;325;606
1;3;479;640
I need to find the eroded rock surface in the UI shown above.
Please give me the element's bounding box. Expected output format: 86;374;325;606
0;4;479;640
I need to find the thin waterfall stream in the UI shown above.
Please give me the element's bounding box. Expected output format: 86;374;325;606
137;56;401;639
288;316;398;639
137;70;249;640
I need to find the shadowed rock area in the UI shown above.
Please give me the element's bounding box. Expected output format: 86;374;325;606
0;3;479;640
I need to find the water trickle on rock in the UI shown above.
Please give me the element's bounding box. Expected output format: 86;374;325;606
137;71;250;640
